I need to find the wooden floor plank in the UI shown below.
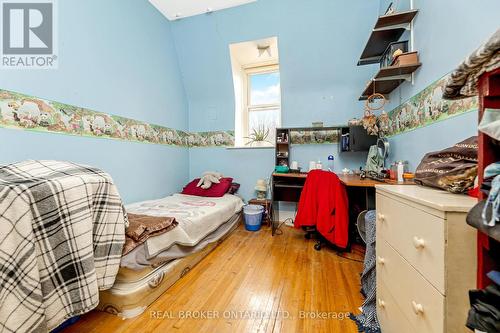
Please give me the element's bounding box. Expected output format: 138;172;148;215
62;225;364;333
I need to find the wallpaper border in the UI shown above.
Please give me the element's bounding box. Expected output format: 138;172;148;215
382;75;478;137
1;75;478;148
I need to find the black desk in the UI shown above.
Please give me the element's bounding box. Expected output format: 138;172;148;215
270;173;390;236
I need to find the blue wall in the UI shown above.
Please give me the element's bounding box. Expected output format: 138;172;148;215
172;0;380;200
377;0;500;169
0;0;190;203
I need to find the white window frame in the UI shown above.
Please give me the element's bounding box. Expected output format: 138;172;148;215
242;63;281;145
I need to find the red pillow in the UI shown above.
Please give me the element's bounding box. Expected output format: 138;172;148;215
182;177;233;197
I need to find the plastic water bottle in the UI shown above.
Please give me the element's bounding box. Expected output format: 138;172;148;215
328;155;334;172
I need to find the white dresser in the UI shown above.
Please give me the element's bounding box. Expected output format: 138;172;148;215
375;185;477;333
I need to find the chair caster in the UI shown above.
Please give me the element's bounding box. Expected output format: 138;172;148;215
314;243;322;251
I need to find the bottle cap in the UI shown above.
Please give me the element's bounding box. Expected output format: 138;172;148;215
328;155;334;161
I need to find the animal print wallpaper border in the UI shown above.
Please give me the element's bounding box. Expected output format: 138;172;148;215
380;75;478;137
0;89;235;148
0;76;479;148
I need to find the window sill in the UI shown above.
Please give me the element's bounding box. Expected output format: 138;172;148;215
226;145;275;150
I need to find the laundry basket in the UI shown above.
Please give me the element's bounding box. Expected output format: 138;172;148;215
243;204;264;231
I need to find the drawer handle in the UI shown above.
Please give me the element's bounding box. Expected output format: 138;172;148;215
377;256;385;265
378;299;386;308
377;213;386;222
411;301;424;315
412;237;426;249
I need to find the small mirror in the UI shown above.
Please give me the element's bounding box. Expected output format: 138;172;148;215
377;137;390;168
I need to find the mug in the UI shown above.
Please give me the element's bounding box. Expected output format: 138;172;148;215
290;161;299;170
309;161;317;171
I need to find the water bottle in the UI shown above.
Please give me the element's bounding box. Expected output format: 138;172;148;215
327;155;334;172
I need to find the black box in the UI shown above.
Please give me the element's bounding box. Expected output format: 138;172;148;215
380;41;408;68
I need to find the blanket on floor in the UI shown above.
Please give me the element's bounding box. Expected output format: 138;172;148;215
0;160;127;332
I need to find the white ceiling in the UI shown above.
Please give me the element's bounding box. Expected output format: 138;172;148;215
149;0;258;21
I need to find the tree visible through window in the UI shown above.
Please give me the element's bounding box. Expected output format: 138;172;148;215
246;67;281;145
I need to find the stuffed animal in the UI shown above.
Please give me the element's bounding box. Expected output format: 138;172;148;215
197;171;224;189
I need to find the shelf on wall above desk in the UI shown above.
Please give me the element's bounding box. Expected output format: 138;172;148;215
359;63;422;100
358;9;419;66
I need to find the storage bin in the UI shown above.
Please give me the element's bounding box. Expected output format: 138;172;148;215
243;204;264;231
380;40;408;68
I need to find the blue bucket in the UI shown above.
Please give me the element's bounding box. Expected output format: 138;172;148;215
243;204;264;231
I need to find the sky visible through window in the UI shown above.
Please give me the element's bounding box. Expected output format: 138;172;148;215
250;72;281;105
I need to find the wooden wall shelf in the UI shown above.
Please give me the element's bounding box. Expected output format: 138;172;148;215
359;63;422;100
358;9;419;65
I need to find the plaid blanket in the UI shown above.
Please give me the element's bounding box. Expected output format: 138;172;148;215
0;160;127;332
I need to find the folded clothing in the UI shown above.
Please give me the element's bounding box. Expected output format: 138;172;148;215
466;284;500;333
123;214;178;255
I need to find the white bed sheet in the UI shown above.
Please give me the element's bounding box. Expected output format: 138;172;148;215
125;194;244;257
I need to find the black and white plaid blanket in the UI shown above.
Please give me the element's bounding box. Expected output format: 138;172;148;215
0;160;127;332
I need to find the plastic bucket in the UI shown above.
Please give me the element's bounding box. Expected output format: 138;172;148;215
243;204;264;231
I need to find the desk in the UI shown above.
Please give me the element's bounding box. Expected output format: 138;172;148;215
271;172;413;235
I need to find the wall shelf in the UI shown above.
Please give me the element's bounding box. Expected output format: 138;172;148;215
358;9;419;66
359;63;422;100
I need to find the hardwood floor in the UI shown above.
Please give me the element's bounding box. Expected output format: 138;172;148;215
63;225;365;333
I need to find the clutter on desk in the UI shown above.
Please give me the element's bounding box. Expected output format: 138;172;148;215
414;136;478;194
327;155;335;171
274;165;289;173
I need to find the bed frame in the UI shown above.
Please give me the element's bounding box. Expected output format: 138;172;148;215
97;214;242;318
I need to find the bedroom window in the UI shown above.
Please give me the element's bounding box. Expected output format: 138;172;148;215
244;65;281;147
230;37;281;147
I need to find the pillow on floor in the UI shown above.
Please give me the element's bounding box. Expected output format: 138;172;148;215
182;177;233;197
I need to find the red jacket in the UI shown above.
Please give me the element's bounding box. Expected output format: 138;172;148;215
294;170;349;248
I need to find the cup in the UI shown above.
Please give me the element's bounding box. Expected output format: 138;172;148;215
309;161;317;172
290;161;299;170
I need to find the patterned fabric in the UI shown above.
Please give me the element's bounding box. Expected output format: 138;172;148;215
443;28;500;100
350;210;380;333
0;160;126;332
122;214;178;255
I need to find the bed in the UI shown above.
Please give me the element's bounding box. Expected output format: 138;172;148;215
97;193;244;318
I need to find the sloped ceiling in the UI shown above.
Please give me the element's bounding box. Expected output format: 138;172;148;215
149;0;258;20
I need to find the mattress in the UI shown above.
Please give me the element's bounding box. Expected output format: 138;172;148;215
97;213;242;319
126;193;244;257
121;212;242;271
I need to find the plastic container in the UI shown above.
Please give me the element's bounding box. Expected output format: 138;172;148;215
327;155;334;171
243;204;264;231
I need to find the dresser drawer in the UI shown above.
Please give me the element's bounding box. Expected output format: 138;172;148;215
377;279;416;333
377;239;445;333
376;192;445;293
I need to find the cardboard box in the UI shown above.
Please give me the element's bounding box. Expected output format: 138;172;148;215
392;51;419;66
